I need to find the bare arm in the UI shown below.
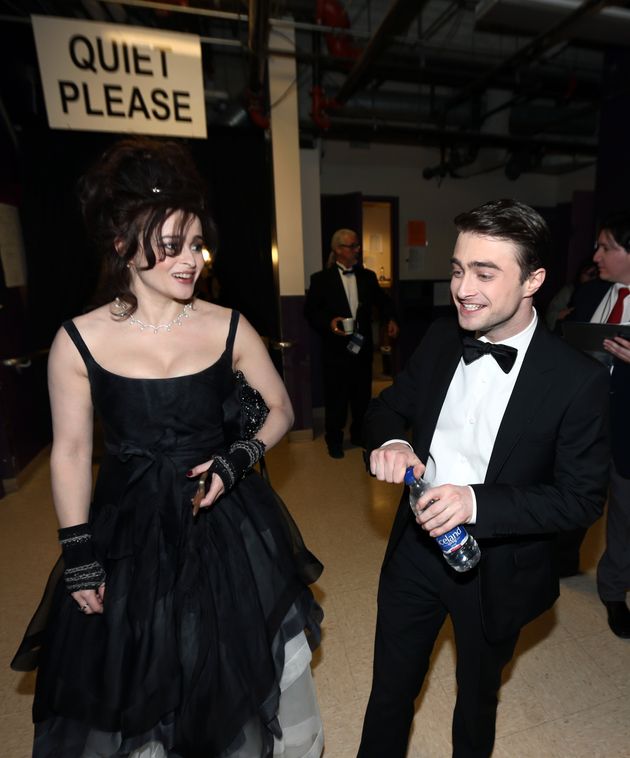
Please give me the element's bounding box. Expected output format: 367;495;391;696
48;327;94;527
190;314;294;507
232;314;294;448
48;327;104;613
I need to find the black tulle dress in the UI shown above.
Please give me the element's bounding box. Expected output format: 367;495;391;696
12;311;324;758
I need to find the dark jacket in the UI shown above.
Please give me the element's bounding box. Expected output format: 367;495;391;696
304;265;396;361
365;317;610;641
567;279;630;477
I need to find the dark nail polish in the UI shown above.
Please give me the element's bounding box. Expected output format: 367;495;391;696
186;470;193;477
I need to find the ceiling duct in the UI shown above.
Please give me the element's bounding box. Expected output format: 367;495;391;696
509;103;598;136
476;0;630;46
341;91;482;129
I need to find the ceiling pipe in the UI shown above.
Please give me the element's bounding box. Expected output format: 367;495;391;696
301;117;598;155
333;0;428;105
246;0;271;129
316;0;361;61
248;0;270;92
443;0;618;116
96;0;416;43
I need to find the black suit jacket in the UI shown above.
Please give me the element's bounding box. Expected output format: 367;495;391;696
304;266;396;361
365;318;610;641
566;279;630;477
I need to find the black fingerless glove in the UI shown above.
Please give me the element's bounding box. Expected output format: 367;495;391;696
58;523;106;594
209;438;267;492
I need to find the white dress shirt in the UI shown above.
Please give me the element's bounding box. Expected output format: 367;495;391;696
385;310;538;523
429;310;538;521
590;282;630;324
337;265;359;319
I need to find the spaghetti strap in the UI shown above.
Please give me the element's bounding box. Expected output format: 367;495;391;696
225;310;240;363
62;320;95;369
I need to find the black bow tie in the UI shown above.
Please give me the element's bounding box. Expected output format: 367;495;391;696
337;265;355;276
461;335;518;374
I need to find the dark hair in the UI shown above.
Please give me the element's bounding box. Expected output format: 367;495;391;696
598;211;630;252
79;137;217;314
454;199;549;282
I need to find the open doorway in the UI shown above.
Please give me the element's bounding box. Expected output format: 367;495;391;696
313;192;400;435
362;196;399;380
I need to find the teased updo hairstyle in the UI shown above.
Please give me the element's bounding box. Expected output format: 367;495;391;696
79;137;217;315
454;198;549;283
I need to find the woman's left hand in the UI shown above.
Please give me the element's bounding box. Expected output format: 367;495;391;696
603;335;630;364
187;461;225;512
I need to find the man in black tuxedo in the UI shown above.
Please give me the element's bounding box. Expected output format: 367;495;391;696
567;211;630;638
304;228;398;458
357;200;610;758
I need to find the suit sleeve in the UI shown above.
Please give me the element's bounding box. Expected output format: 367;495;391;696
471;364;610;539
363;322;443;451
304;273;332;336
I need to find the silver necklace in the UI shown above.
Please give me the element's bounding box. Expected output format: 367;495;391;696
127;302;193;334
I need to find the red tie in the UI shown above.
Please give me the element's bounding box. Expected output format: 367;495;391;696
606;287;630;324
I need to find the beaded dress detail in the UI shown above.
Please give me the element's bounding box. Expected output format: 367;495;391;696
12;310;324;758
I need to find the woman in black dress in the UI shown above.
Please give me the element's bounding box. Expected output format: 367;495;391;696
12;138;324;758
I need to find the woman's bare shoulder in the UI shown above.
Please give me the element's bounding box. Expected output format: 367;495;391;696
68;304;117;335
192;300;231;319
191;301;236;333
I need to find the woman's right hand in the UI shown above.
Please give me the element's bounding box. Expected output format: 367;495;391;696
71;584;106;615
187;462;225;511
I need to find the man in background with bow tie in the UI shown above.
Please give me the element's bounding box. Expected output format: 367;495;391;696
564;211;630;638
304;228;398;459
357;199;610;758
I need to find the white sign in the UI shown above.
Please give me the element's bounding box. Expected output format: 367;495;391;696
31;15;207;138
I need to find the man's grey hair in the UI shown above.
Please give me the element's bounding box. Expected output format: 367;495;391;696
331;228;357;250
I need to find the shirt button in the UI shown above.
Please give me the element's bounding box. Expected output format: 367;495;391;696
468;416;475;424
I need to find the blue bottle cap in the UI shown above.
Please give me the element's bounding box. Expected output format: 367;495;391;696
404;467;416;486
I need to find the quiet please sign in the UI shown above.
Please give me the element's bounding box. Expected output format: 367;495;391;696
32;15;207;138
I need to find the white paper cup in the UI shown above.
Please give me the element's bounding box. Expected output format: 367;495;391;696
341;318;355;334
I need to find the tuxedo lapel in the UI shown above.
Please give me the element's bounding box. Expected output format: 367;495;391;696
417;329;462;459
485;325;555;483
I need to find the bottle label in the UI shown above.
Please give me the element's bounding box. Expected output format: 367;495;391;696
436;525;468;555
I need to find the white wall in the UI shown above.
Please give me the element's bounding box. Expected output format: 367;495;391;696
317;141;596;280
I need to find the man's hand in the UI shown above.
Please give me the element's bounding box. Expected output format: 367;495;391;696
415;484;474;537
603;335;630;364
330;316;347;336
387;319;399;339
370;443;423;483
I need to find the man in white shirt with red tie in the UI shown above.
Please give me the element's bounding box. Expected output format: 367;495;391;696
357;199;610;758
568;211;630;638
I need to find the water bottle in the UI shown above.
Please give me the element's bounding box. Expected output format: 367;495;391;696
404;466;481;573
